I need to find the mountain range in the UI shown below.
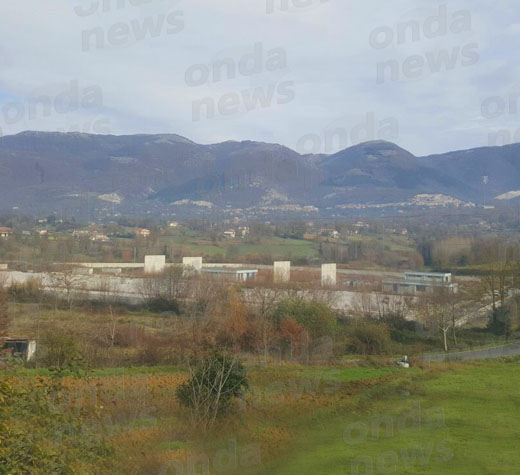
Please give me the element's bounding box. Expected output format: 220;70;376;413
1;131;519;218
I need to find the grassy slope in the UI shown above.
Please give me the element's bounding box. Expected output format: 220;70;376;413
163;235;317;259
254;359;520;474
7;360;520;473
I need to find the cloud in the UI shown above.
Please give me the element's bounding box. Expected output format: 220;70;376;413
0;0;517;155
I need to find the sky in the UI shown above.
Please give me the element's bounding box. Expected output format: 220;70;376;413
0;0;518;156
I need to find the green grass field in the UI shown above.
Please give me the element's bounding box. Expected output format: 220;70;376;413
163;234;318;260
254;359;520;474
4;358;520;473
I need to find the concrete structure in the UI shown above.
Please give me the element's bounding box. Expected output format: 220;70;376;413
144;255;166;274
101;268;122;275
75;262;144;269
203;263;247;269
201;267;258;281
2;339;37;361
0;264;8;271
274;261;291;283
321;263;337;287
74;267;94;276
383;272;458;294
183;257;203;273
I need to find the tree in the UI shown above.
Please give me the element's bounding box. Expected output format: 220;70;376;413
479;240;519;312
246;286;282;364
218;288;248;351
176;350;249;431
422;289;457;353
279;317;307;359
0;284;9;343
488;305;513;339
139;266;185;313
49;268;87;310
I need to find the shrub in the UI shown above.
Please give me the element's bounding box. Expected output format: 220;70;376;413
8;278;44;303
0;374;111;473
38;331;85;371
488;307;513;338
176;350;248;431
275;298;336;339
347;322;392;356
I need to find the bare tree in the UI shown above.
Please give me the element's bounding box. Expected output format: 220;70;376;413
0;278;9;343
480;240;519;311
139;265;186;305
351;288;374;318
245;285;282;364
422;288;464;352
49;267;87;310
97;277;120;305
107;305;117;348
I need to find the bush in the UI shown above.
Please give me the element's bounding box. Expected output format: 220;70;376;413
275;298;336;339
488;307;513;338
38;331;85;371
347;322;392;356
0;374;111;473
146;297;180;314
176;350;248;430
8;278;44;302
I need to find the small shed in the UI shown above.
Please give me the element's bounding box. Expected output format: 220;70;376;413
2;339;37;361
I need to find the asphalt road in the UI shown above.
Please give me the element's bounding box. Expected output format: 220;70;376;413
423;342;520;362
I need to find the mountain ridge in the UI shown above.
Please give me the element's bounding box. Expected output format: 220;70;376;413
1;131;518;217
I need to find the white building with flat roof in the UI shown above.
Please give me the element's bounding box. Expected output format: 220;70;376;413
201;267;258;281
383;272;458;294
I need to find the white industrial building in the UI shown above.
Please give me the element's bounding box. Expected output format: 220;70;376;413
201;267;258;281
383;272;458;294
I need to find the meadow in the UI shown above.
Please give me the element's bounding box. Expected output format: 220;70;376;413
3;358;520;474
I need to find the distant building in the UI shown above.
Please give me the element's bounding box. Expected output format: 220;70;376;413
137;228;151;238
319;228;340;239
238;226;250;237
169;221;180;228
383;272;458;294
0;227;12;239
90;233;110;242
223;229;236;239
201;267;258;281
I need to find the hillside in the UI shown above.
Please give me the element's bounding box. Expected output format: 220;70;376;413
0;131;519;217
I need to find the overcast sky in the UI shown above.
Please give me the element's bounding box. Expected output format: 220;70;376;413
0;0;518;156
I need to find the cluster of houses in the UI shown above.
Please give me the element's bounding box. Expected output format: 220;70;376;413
223;226;250;239
70;227;151;241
